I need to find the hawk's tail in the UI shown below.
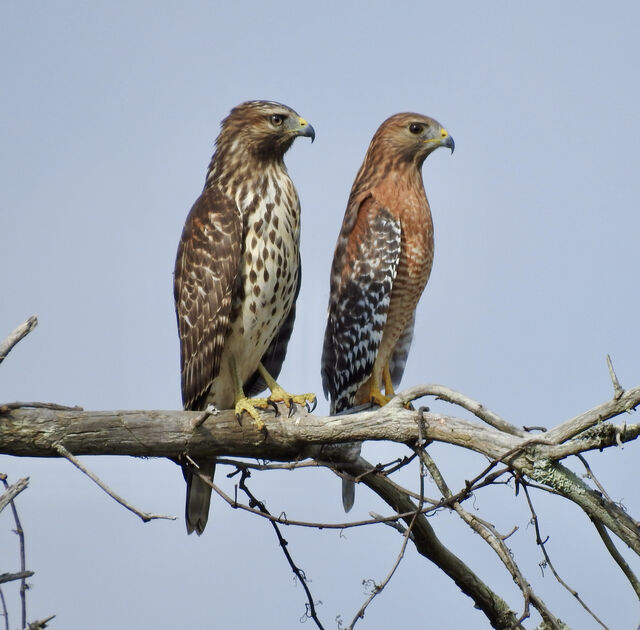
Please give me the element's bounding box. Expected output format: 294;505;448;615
342;478;355;512
184;460;216;535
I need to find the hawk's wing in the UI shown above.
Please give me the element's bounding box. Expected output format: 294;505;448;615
174;187;242;410
321;194;401;412
244;254;302;397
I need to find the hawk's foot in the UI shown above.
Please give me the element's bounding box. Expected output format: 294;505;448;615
268;385;317;415
370;387;392;408
256;362;316;414
234;396;270;430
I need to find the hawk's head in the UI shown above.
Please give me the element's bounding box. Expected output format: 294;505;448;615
218;100;315;159
370;113;454;167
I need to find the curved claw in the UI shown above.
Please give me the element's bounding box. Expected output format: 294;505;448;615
306;397;318;413
268;399;280;417
288;400;297;417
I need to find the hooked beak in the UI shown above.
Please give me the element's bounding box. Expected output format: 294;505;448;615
296;117;316;143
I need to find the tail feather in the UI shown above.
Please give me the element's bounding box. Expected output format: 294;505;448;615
184;460;215;535
342;477;355;512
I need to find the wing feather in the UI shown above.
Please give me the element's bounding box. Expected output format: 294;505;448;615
174;187;242;410
321;195;401;412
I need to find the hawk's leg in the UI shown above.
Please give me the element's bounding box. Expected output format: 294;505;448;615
369;365;393;407
231;357;270;430
256;362;316;412
383;363;413;409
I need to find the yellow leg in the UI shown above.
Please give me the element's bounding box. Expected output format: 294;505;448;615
231;357;269;430
382;364;395;397
369;367;392;407
256;363;317;411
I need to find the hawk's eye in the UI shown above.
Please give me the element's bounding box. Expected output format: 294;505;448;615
409;123;423;135
270;114;286;126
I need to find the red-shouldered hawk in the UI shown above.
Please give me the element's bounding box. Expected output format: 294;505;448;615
174;101;315;534
321;113;454;510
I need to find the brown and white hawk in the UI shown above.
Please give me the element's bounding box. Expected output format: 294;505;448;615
321;112;454;510
174;101;315;534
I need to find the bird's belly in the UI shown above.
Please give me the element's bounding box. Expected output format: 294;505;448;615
206;216;299;407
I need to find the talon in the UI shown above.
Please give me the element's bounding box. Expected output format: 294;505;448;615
234;397;268;431
288;400;297;417
268;400;280;416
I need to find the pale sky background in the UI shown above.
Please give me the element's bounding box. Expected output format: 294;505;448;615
1;2;639;629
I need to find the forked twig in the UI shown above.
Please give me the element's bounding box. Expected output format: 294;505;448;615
236;469;325;630
0;477;29;513
0;586;8;630
53;443;176;523
1;476;27;628
346;416;426;630
522;483;609;629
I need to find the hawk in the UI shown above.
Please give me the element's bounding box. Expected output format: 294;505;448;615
174;101;316;534
321;112;454;510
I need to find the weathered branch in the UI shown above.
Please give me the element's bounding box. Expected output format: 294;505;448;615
2;382;639;628
0;572;34;586
0;317;37;366
0;477;28;514
349;456;524;629
2;385;639;553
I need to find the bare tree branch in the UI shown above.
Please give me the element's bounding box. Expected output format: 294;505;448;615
1;476;28;628
2;382;639;628
0;587;8;630
0;317;37;366
0;572;34;586
53;443;176;523
22;614;55;630
522;484;610;629
590;517;640;600
0;477;29;514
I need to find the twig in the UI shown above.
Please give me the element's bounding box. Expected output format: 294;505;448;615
395;383;526;436
0;572;34;586
590;517;640;600
0;587;8;630
576;454;614;503
192;404;219;429
368;512;414;540
1;476;27;628
236;469;325;630
606;354;624;400
347;417;426;630
0;317;37;366
53;443;176;523
522;483;609;629
23;615;55;630
414;447;557;627
212;469;431;530
0;477;29;513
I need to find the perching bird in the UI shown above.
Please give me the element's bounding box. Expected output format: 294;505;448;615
174;101;316;534
321;112;454;511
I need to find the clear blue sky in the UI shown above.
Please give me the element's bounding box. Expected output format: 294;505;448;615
1;2;639;628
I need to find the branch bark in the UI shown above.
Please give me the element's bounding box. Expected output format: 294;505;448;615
0;317;37;366
1;383;638;627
